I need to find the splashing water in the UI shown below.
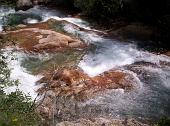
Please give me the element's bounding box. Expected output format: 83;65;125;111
0;5;170;120
0;6;15;31
2;48;42;100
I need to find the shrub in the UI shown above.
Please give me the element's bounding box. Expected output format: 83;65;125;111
0;46;41;126
74;0;123;18
155;117;170;126
0;0;17;7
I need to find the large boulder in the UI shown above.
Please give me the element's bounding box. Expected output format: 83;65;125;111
37;68;138;101
3;28;85;52
16;0;33;10
32;0;51;5
1;19;88;52
37;68;139;123
16;0;53;10
53;0;74;7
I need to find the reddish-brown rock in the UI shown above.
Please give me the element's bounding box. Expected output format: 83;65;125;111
37;68;137;101
2;28;85;52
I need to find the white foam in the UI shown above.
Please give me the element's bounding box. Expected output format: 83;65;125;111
79;58;133;77
62;17;90;29
0;6;15;31
2;48;42;100
78;41;137;77
23;6;97;32
78;36;170;77
0;25;3;31
23;7;170;78
142;66;170;89
24;18;39;24
0;6;15;17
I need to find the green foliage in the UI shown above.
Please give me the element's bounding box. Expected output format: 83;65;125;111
154;117;170;126
54;0;75;7
0;53;18;88
3;13;42;26
0;0;17;7
0;45;41;125
156;15;170;47
123;0;170;23
74;0;123;18
0;90;40;126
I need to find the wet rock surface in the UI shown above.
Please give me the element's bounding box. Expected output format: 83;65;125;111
16;0;51;10
56;118;149;126
107;23;154;42
17;0;33;10
1;6;169;126
37;68;137;101
37;68;141;125
1;26;86;52
37;88;150;125
1;18;91;53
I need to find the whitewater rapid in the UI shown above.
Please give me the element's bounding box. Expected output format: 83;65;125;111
0;5;170;120
2;48;42;100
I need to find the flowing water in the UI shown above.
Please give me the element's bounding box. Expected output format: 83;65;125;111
0;5;170;121
1;47;43;100
0;6;15;30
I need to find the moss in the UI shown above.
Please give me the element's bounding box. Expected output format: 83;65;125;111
3;13;42;26
0;0;17;7
48;21;67;34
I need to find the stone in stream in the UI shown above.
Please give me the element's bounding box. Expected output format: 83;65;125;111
16;0;33;10
37;68;137;101
16;0;51;10
1;19;88;53
37;68;139;124
56;118;149;126
1;28;86;53
0;17;148;125
108;23;154;41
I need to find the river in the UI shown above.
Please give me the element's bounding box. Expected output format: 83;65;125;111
0;5;170;122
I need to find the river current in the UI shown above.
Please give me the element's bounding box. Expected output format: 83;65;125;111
0;5;170;121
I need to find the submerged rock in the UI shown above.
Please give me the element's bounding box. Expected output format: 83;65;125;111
16;0;33;10
20;50;84;74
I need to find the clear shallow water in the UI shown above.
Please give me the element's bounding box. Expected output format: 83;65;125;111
0;5;170;120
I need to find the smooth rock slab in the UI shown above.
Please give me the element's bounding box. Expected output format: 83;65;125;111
2;28;85;52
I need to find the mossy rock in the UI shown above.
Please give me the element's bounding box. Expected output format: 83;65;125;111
3;13;42;26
